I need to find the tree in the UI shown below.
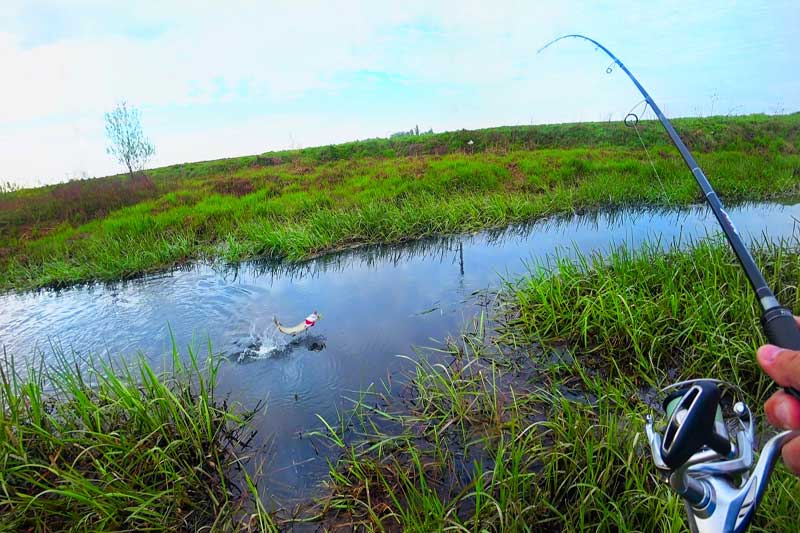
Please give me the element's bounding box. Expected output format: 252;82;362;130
104;101;155;178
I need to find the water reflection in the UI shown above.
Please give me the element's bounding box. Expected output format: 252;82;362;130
1;201;799;503
206;201;798;284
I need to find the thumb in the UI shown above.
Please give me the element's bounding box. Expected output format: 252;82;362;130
758;344;800;390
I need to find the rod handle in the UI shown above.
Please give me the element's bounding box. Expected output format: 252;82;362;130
761;307;800;400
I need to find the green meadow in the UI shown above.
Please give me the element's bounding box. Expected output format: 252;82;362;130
2;113;799;291
2;113;800;531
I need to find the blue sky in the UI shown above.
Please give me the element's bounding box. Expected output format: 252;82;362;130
1;1;798;187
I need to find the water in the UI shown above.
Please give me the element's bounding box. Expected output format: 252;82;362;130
1;201;798;502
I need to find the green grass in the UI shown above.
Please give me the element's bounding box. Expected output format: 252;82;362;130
502;236;800;395
6;233;797;531
305;234;800;531
2;114;800;292
0;347;276;532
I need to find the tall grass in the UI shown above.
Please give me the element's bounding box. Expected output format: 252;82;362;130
308;235;800;531
501;235;800;399
309;321;685;531
0;347;276;532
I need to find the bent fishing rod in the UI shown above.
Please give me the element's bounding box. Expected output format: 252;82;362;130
539;34;800;400
540;34;800;533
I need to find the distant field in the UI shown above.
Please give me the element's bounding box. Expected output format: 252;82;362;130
2;113;799;291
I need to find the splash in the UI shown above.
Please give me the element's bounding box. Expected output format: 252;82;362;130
230;322;326;363
231;323;283;361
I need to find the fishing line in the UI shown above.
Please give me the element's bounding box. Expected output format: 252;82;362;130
623;99;669;203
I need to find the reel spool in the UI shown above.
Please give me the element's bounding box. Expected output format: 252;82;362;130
646;379;799;533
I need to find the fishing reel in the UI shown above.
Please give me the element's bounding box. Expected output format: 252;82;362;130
645;379;800;533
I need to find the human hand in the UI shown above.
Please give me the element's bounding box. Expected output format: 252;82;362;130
757;321;800;475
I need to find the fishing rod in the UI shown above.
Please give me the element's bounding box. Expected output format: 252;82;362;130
539;34;800;398
540;34;800;533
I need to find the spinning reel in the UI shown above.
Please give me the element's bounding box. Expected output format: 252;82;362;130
645;379;800;532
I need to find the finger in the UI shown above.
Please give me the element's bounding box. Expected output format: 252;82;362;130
764;392;781;427
764;391;800;429
757;345;800;390
781;436;800;475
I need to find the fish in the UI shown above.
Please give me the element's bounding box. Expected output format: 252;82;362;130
273;311;321;336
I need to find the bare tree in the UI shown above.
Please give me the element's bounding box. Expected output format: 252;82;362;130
104;101;155;178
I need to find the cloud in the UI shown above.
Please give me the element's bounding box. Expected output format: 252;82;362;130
0;117;104;183
1;1;799;186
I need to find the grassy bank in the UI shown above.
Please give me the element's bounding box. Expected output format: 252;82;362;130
2;114;800;291
307;235;800;531
0;349;275;532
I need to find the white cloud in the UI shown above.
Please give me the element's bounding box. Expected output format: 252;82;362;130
1;1;798;187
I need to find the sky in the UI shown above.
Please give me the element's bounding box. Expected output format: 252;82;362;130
1;1;798;188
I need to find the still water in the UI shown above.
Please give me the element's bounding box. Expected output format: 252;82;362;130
1;202;798;501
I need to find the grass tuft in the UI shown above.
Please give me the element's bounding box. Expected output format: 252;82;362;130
0;347;276;532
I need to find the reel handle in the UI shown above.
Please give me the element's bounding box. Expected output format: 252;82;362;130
761;306;800;400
